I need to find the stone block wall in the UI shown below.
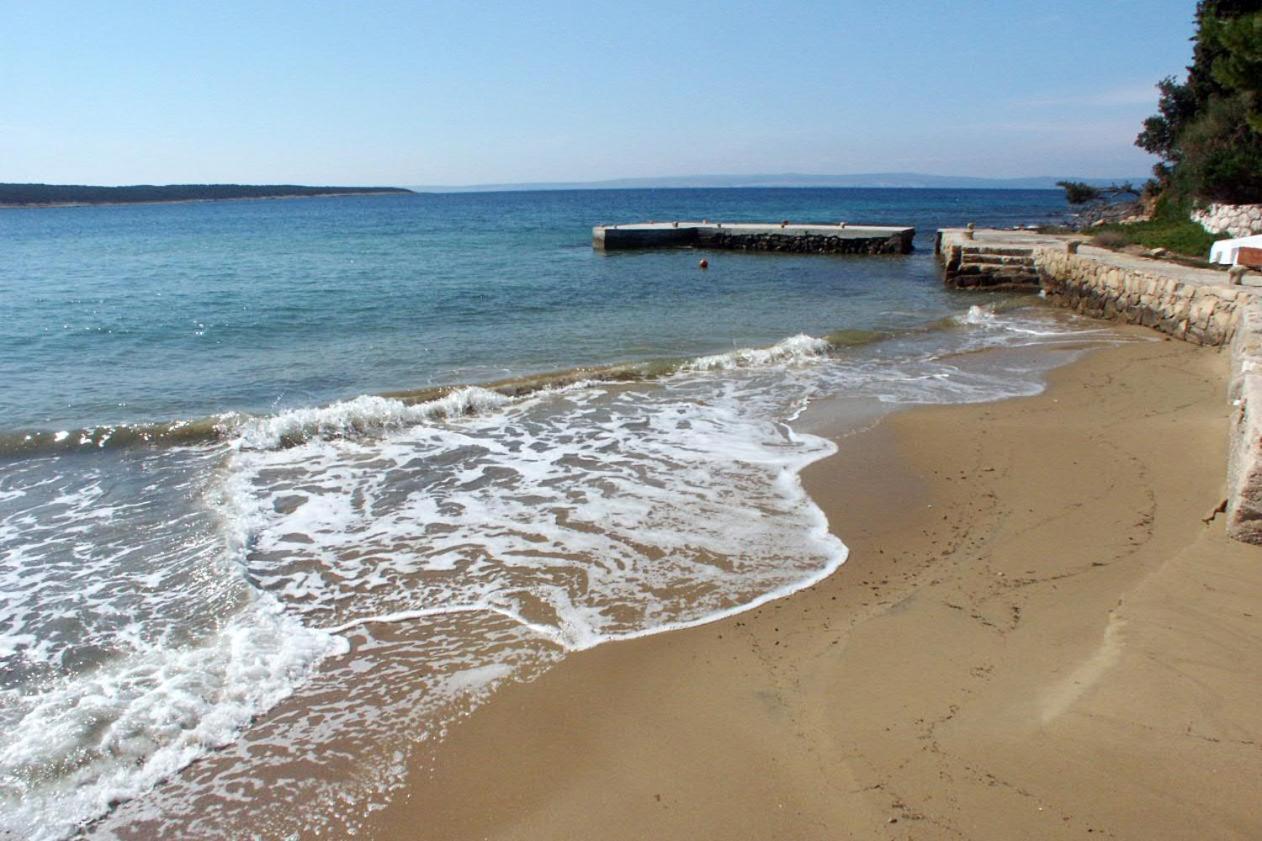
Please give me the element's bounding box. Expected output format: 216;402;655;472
1192;202;1262;238
1034;249;1244;346
1226;301;1262;543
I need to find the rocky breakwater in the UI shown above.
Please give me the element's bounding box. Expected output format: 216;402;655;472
1192;202;1262;238
1036;246;1244;347
1227;300;1262;542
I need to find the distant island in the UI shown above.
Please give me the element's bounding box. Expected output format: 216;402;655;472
411;172;1151;193
0;183;414;207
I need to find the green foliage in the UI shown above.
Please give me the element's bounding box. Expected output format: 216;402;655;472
1173;95;1262;202
1088;195;1224;257
1056;181;1102;204
1056;181;1139;205
1136;1;1262;203
1207;11;1262;131
1137;76;1200;163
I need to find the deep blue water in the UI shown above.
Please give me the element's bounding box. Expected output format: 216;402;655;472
0;188;1067;431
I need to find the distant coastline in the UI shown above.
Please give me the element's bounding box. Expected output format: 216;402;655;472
0;183;414;208
409;171;1149;193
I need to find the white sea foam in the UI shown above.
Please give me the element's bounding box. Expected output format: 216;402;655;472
961;303;999;326
0;452;346;841
0;599;345;841
959;303;1113;342
223;373;846;649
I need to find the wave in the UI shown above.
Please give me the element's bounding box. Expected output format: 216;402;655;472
0;336;854;458
233;387;513;450
0;305;1093;459
682;333;833;371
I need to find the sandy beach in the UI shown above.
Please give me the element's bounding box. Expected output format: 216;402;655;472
367;333;1262;841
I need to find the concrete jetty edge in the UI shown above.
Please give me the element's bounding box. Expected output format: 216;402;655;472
594;221;915;254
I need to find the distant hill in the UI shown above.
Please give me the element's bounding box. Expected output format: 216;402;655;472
413;172;1148;193
0;183;414;207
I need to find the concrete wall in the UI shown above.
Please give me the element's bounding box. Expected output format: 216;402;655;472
1192;203;1262;238
1035;248;1244;347
594;227;698;249
595;224;915;254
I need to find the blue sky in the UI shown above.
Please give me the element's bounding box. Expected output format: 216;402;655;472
2;0;1198;186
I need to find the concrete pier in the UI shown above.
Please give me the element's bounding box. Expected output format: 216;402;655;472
593;221;915;254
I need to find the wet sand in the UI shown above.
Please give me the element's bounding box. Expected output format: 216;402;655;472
367;335;1262;840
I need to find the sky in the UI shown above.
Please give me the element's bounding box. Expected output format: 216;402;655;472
1;0;1200;187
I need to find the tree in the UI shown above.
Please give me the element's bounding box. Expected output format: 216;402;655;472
1056;181;1140;205
1136;0;1262;203
1136;77;1199;167
1056;181;1101;204
1207;11;1262;131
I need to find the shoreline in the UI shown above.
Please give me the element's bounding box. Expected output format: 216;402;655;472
365;334;1262;840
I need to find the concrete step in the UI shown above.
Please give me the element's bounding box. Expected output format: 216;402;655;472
960;246;1036;258
951;264;1038;277
959;254;1035;267
948;267;1040;286
950;274;1041;289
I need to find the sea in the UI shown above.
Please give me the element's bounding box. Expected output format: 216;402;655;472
0;188;1118;839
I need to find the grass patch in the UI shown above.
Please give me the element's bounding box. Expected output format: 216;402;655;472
1087;195;1224;257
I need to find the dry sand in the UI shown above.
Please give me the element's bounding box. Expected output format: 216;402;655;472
367;335;1262;841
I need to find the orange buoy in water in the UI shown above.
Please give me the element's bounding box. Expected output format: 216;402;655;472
699;259;709;269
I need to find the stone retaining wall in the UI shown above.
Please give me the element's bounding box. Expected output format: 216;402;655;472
1034;248;1244;346
1037;246;1262;543
1192;202;1262;238
1227;301;1262;542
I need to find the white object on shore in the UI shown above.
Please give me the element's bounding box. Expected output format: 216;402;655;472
1210;233;1262;265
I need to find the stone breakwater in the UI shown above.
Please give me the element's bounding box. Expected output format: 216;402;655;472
699;228;909;254
1192;202;1262;238
593;222;915;254
938;228;1262;545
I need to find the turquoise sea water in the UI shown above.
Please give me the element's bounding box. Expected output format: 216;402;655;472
1;188;1068;431
1;188;1117;839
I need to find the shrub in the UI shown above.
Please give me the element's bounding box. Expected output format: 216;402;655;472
1084;194;1225;258
1091;230;1129;249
